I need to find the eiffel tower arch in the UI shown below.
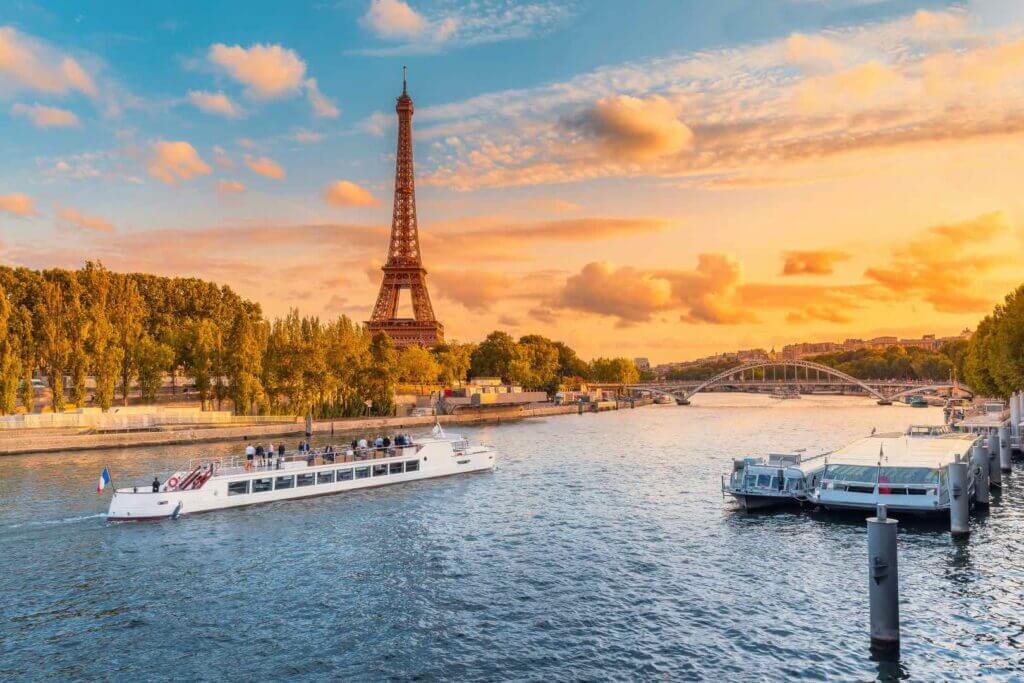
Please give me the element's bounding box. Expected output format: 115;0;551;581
366;68;445;348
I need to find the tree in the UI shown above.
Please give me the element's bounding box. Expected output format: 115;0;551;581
433;342;474;386
36;279;70;412
0;286;20;414
81;264;120;410
135;336;175;404
225;311;265;415
515;335;560;392
469;331;519;381
182;319;219;409
109;275;145;405
590;357;640;384
365;332;397;416
396;346;440;389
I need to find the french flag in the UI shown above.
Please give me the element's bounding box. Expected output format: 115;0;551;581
97;467;111;493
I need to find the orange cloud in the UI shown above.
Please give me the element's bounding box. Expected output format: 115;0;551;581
784;33;845;71
244;154;285;180
188;90;242;118
305;78;339;118
0;27;98;97
574;94;693;161
208;43;306;99
786;306;852;324
147;141;212;185
865;211;1011;313
781;250;850;276
560;262;674;324
0;193;36;217
10;102;79;128
431;270;513;312
362;0;427;39
216;180;246;195
57;207;114;233
323;180;378;207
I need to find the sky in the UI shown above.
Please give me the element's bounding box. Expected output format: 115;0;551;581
2;0;1024;363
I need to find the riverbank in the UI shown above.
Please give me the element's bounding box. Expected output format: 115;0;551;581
0;399;652;456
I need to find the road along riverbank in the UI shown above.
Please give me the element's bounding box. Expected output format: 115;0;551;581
0;400;651;456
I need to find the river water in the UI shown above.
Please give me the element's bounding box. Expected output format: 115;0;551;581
1;395;1022;681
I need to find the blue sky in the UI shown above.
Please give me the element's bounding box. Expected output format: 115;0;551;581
3;0;1024;361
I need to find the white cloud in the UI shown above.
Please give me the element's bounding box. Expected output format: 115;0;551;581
244;153;285;180
0;193;36;217
354;0;569;56
57;207;115;233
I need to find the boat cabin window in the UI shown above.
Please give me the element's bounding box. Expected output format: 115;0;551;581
252;478;272;493
389;461;404;475
338;468;354;481
405;459;420;472
744;475;756;488
824;464;939;486
355;466;370;479
756;474;772;488
296;473;315;487
228;480;250;496
275;475;295;490
317;471;335;485
372;463;388;477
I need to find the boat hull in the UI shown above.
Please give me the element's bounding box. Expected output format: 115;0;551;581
729;492;802;511
108;444;496;522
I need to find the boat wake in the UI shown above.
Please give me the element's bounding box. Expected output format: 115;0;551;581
6;512;107;530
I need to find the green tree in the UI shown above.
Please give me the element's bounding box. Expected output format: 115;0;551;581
109;275;145;405
469;331;519;381
183;319;220;409
225;311;265;415
433;342;474;386
396;345;440;389
36;279;70;412
0;287;20;414
135;336;175;404
590;357;640;384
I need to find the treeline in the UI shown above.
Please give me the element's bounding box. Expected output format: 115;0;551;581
807;343;967;382
0;264;642;417
0;263;263;414
963;284;1024;398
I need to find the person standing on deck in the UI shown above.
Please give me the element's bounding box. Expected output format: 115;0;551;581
246;444;256;471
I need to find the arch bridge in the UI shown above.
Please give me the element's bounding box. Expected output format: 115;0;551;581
631;359;972;404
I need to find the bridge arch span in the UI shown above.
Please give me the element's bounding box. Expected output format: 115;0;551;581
683;359;887;401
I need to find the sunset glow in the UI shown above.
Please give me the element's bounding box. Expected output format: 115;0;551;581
3;1;1024;361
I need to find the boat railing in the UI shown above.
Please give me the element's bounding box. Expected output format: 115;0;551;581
189;444;423;476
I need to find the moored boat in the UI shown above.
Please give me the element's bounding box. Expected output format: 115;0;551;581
107;429;496;522
808;425;978;515
723;450;827;510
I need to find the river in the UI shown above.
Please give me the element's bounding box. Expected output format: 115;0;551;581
1;395;1021;681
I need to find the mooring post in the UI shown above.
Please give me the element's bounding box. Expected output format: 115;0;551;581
867;503;899;657
948;461;970;537
989;432;1002;488
999;425;1011;472
972;443;989;506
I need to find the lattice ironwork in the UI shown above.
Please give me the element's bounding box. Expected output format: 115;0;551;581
366;69;444;348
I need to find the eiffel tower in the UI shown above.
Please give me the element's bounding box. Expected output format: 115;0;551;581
366;68;444;348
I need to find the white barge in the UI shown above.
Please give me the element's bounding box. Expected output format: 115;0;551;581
808;425;979;515
108;430;496;522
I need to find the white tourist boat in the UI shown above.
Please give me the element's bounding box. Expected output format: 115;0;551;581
107;428;496;522
723;450;828;510
808;425;979;515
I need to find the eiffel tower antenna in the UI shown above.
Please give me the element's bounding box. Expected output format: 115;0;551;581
365;69;444;348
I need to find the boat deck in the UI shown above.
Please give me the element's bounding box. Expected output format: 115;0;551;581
828;431;977;469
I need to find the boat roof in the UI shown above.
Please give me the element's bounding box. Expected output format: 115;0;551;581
827;430;977;469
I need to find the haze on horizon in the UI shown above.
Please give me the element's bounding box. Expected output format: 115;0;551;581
2;0;1024;363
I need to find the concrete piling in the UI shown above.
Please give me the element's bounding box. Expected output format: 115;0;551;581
999;425;1011;473
972;443;990;505
989;433;1002;488
867;503;900;657
948;461;970;537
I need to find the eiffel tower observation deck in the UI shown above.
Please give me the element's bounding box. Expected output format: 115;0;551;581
366;68;445;348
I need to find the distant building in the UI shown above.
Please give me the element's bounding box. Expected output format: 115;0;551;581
634;358;651;371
